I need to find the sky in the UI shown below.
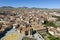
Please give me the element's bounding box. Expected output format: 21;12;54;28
0;0;60;8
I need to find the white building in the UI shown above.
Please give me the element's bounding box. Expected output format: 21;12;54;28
48;27;57;35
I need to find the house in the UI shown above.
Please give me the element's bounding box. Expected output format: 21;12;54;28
57;27;60;32
48;17;57;22
48;27;57;35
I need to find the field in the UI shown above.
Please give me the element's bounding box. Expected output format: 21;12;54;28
4;34;19;40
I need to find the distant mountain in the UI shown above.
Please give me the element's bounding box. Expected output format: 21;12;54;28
0;6;14;8
0;6;60;12
17;7;29;9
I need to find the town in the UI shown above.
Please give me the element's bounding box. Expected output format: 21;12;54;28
0;7;60;40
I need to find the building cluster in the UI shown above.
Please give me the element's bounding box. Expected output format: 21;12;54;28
0;9;58;36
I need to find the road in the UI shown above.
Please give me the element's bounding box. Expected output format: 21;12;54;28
34;32;44;40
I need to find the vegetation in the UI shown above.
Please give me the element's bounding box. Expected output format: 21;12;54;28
22;37;36;40
45;20;57;28
47;33;60;40
52;16;60;21
38;31;60;40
